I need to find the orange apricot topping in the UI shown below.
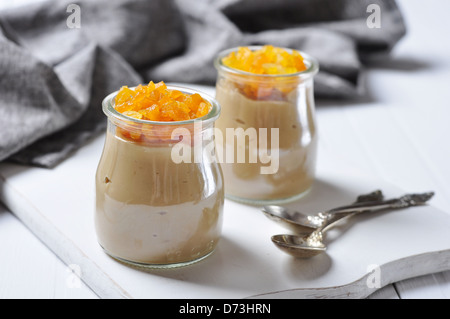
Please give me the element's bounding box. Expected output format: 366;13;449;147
220;45;308;101
222;45;307;75
115;81;211;122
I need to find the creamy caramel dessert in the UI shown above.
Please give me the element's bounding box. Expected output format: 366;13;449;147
214;45;319;204
95;82;224;267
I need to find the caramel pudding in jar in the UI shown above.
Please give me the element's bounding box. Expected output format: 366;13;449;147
214;45;319;204
95;82;224;268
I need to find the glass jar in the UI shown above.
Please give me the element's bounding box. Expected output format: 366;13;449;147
214;46;319;205
95;85;224;268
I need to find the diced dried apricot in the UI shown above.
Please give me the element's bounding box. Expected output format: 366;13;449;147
222;45;307;75
114;81;212;122
123;111;143;120
221;45;308;100
196;102;210;118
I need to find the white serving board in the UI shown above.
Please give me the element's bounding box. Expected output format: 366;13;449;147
1;132;450;299
1;83;450;299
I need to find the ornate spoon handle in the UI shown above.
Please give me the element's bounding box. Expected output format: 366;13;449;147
321;191;435;231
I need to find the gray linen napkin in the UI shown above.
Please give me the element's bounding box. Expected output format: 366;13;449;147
0;0;406;168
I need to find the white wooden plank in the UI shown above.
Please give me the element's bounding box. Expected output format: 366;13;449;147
0;205;98;299
0;165;132;299
366;284;400;299
395;271;450;299
432;271;450;298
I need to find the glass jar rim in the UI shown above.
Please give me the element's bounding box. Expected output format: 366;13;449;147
214;45;319;79
102;84;221;126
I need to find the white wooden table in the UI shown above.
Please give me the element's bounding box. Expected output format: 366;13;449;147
0;0;449;299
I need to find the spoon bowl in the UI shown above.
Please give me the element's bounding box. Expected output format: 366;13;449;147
262;205;323;233
271;234;326;258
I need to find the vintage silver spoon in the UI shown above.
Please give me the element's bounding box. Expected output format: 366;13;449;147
262;190;384;233
271;192;435;258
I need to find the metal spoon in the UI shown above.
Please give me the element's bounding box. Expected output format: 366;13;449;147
271;192;435;258
262;190;384;233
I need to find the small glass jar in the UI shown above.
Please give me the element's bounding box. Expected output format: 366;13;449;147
95;85;224;268
214;46;319;205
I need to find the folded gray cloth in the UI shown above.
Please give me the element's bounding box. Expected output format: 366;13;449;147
0;0;406;168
